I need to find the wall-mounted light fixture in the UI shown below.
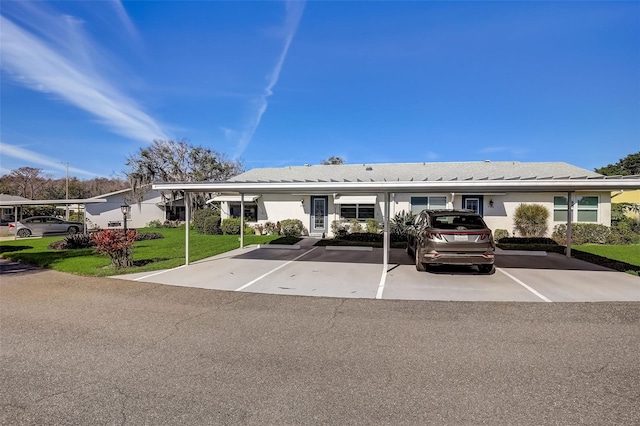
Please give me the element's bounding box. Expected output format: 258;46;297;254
489;199;494;208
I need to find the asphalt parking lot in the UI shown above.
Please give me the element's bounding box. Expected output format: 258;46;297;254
116;239;640;302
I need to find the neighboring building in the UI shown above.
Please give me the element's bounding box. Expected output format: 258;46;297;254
212;161;613;237
611;189;640;221
0;194;29;221
85;188;185;229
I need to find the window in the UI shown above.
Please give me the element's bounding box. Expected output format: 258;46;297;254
577;196;598;222
410;196;447;214
553;196;598;222
340;204;375;220
229;203;257;221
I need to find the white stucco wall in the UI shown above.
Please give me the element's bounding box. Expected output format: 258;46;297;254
221;191;612;238
86;190;166;229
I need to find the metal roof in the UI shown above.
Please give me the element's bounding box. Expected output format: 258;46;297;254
228;161;602;183
153;161;640;194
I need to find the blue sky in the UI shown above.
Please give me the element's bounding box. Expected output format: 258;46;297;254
1;1;638;180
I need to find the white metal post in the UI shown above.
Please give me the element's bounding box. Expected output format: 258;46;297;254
383;192;390;271
566;191;573;258
185;192;190;265
240;193;245;248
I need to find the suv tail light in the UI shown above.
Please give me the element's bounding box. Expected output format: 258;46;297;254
427;232;443;240
8;223;15;229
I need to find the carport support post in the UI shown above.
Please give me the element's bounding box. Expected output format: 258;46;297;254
185;192;190;266
13;206;18;241
566;191;573;258
383;192;390;270
240;193;245;248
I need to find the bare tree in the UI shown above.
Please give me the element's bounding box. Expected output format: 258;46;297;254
1;167;50;199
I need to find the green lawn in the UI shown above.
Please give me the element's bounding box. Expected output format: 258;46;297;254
0;228;280;277
573;244;640;267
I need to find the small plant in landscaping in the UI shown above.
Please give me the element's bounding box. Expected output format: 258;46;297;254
366;218;380;233
48;233;96;251
390;210;415;240
254;223;264;235
146;219;163;228
203;215;221;235
513;203;549;237
221;217;242;235
331;219;349;237
92;229;137;269
280;218;306;237
494;229;509;242
349;219;363;233
135;232;165;241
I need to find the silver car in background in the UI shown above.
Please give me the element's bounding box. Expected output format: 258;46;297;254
407;209;495;273
8;216;84;238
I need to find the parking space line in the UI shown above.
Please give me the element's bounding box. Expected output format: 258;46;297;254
235;247;319;292
497;268;552;302
133;265;187;281
376;267;387;299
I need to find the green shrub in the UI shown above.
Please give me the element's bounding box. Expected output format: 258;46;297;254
68;212;84;222
494;229;510;242
499;237;558;245
221;217;242;235
203;216;221;235
390;211;415;240
280;219;305;237
264;221;280;235
366;218;380;233
135;232;165;241
193;209;219;234
48;233;95;250
331;219;349;237
607;222;640;245
349;219;363;233
146;219;163;228
244;225;255;235
553;223;612;245
513;204;549;237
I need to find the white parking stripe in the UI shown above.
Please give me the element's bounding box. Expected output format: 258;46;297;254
376;267;387;299
235;247;319;292
133;265;187;281
497;268;552;302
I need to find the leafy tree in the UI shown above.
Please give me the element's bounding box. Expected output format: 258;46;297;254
595;151;640;176
125;139;243;208
513;204;549;237
321;156;345;165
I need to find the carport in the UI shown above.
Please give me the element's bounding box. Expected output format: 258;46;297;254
0;198;107;238
153;175;640;271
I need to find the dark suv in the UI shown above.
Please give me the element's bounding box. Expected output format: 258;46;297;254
407;209;495;273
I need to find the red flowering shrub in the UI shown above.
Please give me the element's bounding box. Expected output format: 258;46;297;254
92;229;137;269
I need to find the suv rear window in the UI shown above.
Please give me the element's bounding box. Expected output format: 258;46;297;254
431;214;486;230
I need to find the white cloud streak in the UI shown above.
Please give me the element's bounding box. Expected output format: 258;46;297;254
0;142;98;177
0;9;168;143
234;1;305;157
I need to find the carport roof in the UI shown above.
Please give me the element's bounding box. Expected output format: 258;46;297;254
153;161;640;194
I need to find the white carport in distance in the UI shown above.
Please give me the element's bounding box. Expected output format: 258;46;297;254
153;176;640;269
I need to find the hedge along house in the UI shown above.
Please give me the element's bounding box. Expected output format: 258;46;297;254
153;160;640;270
85;188;186;230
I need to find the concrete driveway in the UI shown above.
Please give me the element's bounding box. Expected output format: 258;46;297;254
115;239;640;302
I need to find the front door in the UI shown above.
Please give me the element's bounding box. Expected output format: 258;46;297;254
310;196;328;234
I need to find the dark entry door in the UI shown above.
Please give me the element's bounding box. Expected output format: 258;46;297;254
310;196;328;234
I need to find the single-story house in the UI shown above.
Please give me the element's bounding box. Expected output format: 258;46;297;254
209;161;616;238
611;189;640;222
85;188;185;229
0;194;30;221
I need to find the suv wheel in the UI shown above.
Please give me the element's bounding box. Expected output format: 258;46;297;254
478;264;494;274
68;226;79;235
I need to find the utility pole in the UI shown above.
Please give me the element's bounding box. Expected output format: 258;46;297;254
64;162;69;220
